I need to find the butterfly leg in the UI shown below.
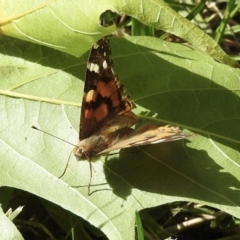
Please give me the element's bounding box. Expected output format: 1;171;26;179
59;150;73;178
87;159;98;196
88;160;93;196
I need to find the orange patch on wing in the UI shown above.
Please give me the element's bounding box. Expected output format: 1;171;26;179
84;108;94;119
96;81;107;94
85;90;97;102
97;81;118;98
93;103;108;121
97;80;121;107
110;91;121;107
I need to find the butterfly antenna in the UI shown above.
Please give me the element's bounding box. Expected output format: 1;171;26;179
32;125;77;179
31;126;76;147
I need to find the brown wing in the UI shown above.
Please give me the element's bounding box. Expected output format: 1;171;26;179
97;124;191;155
80;38;136;140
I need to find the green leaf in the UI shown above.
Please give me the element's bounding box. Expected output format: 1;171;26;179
1;35;240;240
135;211;144;240
0;207;24;240
0;0;114;56
110;0;238;67
1;0;237;67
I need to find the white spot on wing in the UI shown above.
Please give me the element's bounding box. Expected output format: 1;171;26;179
93;43;99;49
103;60;107;69
171;135;184;140
87;62;100;73
151;135;186;144
151;139;166;144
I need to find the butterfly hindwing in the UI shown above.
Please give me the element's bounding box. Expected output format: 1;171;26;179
98;124;188;155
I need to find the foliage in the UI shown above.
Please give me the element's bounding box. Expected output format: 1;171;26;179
0;0;240;239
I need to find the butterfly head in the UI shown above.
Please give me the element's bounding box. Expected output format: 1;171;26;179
73;135;108;160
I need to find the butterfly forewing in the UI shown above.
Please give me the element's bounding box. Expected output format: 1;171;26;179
80;38;136;140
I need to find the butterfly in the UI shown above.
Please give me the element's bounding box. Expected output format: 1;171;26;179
73;37;191;194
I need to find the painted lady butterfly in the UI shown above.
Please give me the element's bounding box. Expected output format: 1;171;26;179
73;37;191;194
